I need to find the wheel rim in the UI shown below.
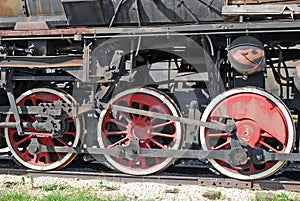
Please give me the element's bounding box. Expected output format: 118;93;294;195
5;88;81;170
200;87;295;180
98;88;183;175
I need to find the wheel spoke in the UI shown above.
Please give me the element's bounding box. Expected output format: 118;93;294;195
13;135;32;146
207;133;231;138
149;138;166;149
119;112;131;123
261;131;285;145
98;88;183;175
131;113;139;121
33;154;39;164
149;117;157;124
107;137;129;148
28;114;36;122
56;152;65;160
212;139;231;150
151;121;175;130
144;141;152;148
150;132;175;138
258;140;282;153
5;88;81;171
64;131;76;137
43;153;52;164
108;119;127;128
55;138;70;147
104;131;127;136
21;149;30;159
200;88;294;180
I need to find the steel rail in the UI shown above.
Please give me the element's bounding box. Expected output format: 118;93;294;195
0;167;299;191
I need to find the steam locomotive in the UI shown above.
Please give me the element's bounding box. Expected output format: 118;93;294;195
1;0;300;180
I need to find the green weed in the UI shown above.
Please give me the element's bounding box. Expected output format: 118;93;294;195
0;191;34;201
42;184;65;191
0;190;126;201
28;175;34;188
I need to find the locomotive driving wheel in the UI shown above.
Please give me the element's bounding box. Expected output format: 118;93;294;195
5;88;81;170
200;87;295;180
98;87;184;175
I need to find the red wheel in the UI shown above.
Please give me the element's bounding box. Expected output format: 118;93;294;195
200;88;295;180
98;88;184;175
5;88;81;170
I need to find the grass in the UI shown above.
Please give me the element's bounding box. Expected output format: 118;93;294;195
40;191;126;201
42;184;65;191
0;190;127;201
0;191;33;201
216;192;223;200
3;176;298;201
273;193;300;201
0;179;125;201
255;192;300;201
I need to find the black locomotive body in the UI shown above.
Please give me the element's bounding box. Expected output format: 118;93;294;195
1;0;300;180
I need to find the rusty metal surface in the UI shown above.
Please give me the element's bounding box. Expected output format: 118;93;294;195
0;16;67;29
198;178;252;189
0;56;83;68
14;21;50;31
0;27;108;38
0;0;24;17
1;20;300;39
253;180;300;191
228;0;300;5
26;0;65;16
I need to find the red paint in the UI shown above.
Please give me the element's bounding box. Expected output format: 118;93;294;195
101;92;178;170
204;92;290;175
7;92;77;167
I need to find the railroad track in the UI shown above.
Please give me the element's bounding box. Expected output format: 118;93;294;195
0;158;299;192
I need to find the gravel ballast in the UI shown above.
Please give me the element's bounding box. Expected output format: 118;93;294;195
0;175;300;200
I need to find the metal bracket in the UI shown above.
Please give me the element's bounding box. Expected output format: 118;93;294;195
28;138;42;156
5;69;24;135
0;69;6;88
280;5;295;20
38;100;78;117
185;101;202;148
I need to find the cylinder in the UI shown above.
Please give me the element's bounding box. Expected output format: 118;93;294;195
228;36;266;75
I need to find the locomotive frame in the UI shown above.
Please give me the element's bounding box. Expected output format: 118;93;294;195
1;0;300;180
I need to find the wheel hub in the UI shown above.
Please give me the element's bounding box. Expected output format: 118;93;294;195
131;123;150;141
98;87;183;175
5;88;81;171
200;87;295;180
236;120;260;146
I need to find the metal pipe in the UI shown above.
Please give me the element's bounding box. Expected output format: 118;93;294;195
0;122;33;128
2;28;300;41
